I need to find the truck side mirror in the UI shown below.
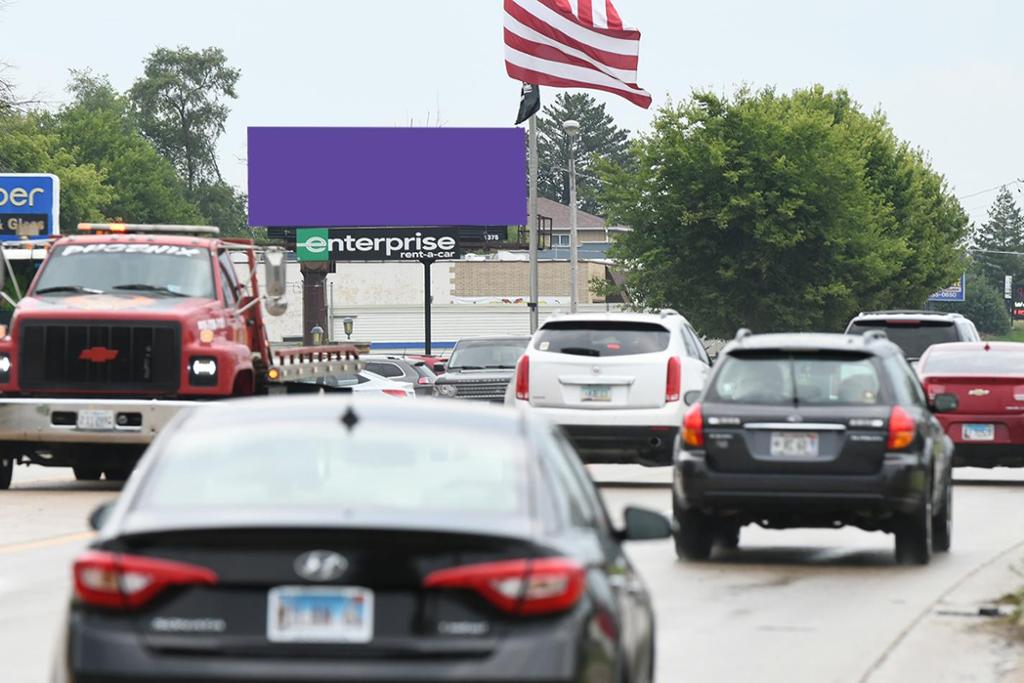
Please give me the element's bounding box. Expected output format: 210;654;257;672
263;248;288;316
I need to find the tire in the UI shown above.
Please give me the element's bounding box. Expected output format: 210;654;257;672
73;465;103;481
715;522;741;550
932;477;952;553
0;456;11;490
673;504;714;561
895;476;933;566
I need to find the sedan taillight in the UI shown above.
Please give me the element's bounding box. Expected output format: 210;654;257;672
423;557;585;616
515;355;530;401
73;550;217;610
887;406;916;450
665;356;682;403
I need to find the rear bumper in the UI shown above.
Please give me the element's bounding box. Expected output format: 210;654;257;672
560;425;678;466
0;397;195;448
951;443;1024;468
674;451;929;517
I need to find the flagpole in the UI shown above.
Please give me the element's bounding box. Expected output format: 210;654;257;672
528;113;540;333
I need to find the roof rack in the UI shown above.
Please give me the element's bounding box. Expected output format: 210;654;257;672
863;330;889;342
857;309;959;317
659;308;680;318
77;223;220;237
734;328;753;342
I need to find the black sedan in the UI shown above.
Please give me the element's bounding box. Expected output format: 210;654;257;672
56;397;669;683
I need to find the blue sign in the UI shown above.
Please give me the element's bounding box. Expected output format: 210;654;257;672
0;173;60;241
928;274;966;302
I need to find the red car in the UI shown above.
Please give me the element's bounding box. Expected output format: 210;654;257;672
918;341;1024;467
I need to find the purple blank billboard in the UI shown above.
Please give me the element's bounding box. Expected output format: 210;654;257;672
248;127;527;227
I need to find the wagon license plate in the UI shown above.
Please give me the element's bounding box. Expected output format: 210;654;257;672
581;385;611;402
770;432;820;458
962;423;995;442
76;410;115;431
267;586;373;644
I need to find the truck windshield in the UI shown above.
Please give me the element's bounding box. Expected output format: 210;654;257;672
33;244;215;299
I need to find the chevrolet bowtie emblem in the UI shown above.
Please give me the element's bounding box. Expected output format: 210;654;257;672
79;346;119;363
967;388;990;397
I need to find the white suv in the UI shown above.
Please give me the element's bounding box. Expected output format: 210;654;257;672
509;310;711;466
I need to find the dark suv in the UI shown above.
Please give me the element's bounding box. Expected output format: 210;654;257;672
432;336;530;402
673;331;958;565
845;310;980;363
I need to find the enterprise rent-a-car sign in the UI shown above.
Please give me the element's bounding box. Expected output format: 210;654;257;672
0;173;60;240
296;228;462;262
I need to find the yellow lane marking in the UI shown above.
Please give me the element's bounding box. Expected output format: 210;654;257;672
0;531;95;556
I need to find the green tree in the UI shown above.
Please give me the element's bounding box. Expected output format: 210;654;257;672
0;112;112;232
600;86;968;337
48;71;202;224
972;186;1024;293
537;92;629;215
129;46;240;193
191;180;250;237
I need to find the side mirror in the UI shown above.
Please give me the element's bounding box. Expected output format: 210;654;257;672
262;248;289;317
88;501;114;531
683;390;702;406
433;362;446;374
620;506;672;541
932;393;959;414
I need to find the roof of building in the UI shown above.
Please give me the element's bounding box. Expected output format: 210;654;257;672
537;197;606;229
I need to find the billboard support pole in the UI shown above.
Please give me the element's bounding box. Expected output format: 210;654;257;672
301;262;330;346
528;116;539;333
422;258;435;355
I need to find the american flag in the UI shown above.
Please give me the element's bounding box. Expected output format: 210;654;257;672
503;0;651;109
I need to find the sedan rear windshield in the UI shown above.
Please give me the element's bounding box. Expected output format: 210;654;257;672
536;321;670;357
847;320;958;359
138;424;528;516
922;352;1024;376
707;352;883;406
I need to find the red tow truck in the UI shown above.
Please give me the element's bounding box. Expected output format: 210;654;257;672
0;223;360;488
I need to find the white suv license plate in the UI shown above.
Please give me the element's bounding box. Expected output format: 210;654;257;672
962;424;995;441
770;432;820;458
267;586;373;644
76;410;115;431
580;385;611;402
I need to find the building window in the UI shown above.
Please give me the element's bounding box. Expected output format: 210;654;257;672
552;233;571;247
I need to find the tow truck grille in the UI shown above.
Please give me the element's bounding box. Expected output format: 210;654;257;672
19;321;181;392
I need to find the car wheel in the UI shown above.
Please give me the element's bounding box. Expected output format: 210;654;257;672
673;505;714;561
715;521;741;549
895;477;933;565
0;456;12;490
73;464;103;481
932;478;952;553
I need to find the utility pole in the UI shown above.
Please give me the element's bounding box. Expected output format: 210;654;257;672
564;119;580;313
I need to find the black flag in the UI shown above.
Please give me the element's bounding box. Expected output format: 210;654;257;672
515;82;540;125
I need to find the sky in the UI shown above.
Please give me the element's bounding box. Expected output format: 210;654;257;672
2;0;1022;225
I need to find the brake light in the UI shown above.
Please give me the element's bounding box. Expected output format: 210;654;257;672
923;381;945;400
1015;386;1024;402
382;389;409;398
515;354;530;401
417;377;430;385
682;402;704;448
887;406;916;450
423;557;585;616
73;550;217;610
665;356;682;403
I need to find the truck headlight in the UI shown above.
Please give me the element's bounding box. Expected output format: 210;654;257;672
0;353;10;383
434;384;457;398
189;356;218;387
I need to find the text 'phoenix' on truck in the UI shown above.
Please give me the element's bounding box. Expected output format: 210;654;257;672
0;223;362;489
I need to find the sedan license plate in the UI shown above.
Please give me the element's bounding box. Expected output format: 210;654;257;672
267;586;373;644
962;423;995;442
76;410;115;431
581;385;611;402
770;432;820;458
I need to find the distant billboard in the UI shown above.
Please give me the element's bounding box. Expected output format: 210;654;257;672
247;127;527;228
0;173;60;240
928;274;966;303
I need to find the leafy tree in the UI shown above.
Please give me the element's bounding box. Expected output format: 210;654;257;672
191;180;250;237
0;112;112;232
129;46;240;193
600;86;968;337
971;186;1024;293
537;93;629;215
48;72;202;224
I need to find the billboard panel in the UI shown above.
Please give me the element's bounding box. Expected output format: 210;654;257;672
248;128;527;228
928;274;966;303
0;173;60;240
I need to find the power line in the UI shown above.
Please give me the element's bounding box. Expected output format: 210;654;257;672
957;178;1024;201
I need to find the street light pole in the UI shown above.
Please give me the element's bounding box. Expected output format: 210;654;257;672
564;119;580;314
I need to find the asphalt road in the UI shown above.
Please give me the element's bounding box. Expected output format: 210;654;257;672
3;464;1024;683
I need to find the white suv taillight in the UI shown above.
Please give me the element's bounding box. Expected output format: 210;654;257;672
665;356;682;402
515;354;530;400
